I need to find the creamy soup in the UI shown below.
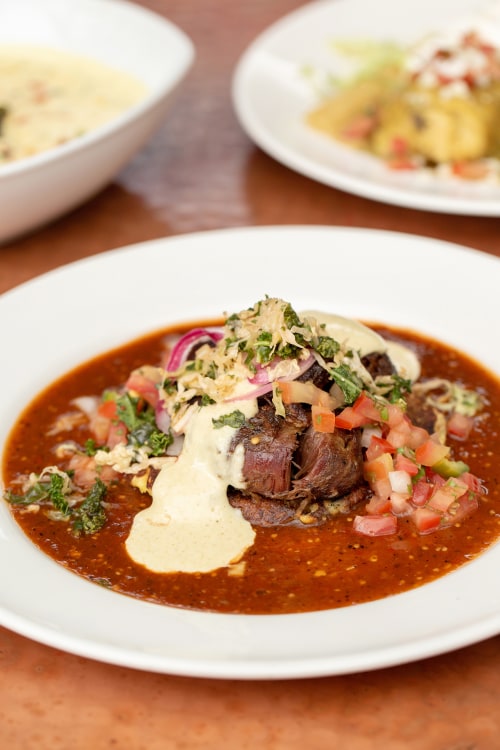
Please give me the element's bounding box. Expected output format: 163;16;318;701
0;45;147;164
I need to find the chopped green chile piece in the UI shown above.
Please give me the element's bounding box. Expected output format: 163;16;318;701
432;457;470;479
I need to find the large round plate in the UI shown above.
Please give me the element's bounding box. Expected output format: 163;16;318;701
232;0;500;215
1;226;500;679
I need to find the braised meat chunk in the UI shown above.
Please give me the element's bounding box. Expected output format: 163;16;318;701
229;395;366;526
361;351;396;378
294;426;364;499
229;401;308;496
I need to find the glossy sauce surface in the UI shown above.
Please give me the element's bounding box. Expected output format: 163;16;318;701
3;322;500;615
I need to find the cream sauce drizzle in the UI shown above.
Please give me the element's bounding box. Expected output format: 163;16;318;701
302;310;421;381
125;400;257;574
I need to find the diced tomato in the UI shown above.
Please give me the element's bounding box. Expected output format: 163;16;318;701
353;514;398;537
425;470;447;493
459;472;483;494
451;160;490;180
89;412;111;444
342;114;378;139
415;438;450;467
442;492;479;525
97;399;118;419
68;454;117;489
125;371;161;408
411;477;434;507
394;451;420;476
386;418;412;448
90;399;119;444
427;478;468;513
386;404;406;428
412;507;443;534
371;477;392;501
390;492;412;516
93;396;128;447
352;392;383;422
363;452;394;484
335;406;369;429
447;412;474;441
366;435;395;461
406;424;430;450
311;404;336;433
106;420;128;448
446;477;469;497
278;380;335;409
365;494;392;515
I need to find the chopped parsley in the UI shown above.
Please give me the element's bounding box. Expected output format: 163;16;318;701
4;472;108;537
329;364;364;404
5;471;70;514
315;335;340;360
255;330;274;364
84;438;99;456
113;392;173;456
385;374;412;403
72;478;107;536
212;410;247;429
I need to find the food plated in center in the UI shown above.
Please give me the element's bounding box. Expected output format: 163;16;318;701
2;296;499;615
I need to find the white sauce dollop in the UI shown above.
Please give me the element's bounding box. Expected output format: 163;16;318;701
125;400;257;574
301;310;421;381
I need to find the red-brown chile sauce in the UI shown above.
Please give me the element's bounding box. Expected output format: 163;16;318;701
2;320;500;615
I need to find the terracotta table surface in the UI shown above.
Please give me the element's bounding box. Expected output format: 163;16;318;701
1;1;500;748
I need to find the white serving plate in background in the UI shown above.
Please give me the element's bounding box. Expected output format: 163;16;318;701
0;0;194;243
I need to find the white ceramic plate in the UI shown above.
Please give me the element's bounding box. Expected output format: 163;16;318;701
1;226;500;679
232;0;500;215
0;0;194;243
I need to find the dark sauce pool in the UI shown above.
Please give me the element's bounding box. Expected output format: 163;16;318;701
2;321;500;614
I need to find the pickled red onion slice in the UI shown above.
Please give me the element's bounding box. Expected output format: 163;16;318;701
166;328;223;371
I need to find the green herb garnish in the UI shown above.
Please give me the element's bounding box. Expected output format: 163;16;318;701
113;393;173;456
212;410;247;429
329;364;364;404
72;478;107;536
315;335;340;360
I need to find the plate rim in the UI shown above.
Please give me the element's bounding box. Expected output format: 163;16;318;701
1;225;500;680
231;0;500;216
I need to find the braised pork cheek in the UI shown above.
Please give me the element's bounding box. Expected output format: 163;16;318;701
228;401;308;496
361;351;396;377
293;426;364;499
228;395;366;526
